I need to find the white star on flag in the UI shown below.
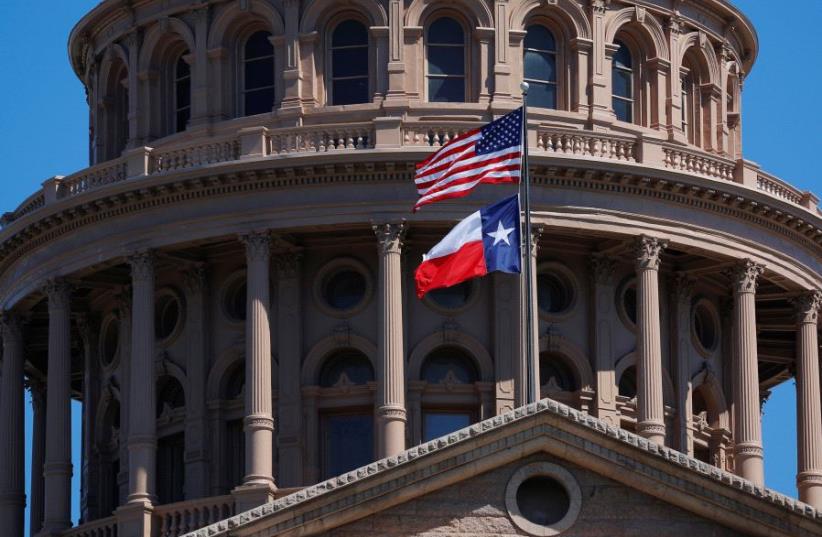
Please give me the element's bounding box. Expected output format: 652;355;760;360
487;220;515;246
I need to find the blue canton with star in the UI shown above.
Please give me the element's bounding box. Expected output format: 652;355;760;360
480;195;521;275
475;108;523;155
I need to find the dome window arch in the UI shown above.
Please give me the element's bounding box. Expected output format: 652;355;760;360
611;40;635;123
329;19;370;105
523;25;558;109
101;57;129;161
426;16;467;103
173;53;192;133
240;30;275;116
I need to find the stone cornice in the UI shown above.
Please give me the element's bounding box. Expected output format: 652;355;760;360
185;399;822;537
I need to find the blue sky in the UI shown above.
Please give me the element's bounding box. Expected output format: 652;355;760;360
0;0;819;532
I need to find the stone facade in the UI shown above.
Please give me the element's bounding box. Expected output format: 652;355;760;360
0;0;819;536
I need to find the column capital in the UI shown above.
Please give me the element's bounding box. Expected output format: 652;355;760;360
273;252;303;278
373;221;407;255
792;291;822;326
182;265;208;296
588;0;611;15
634;235;668;271
0;311;23;340
528;226;544;259
726;259;764;295
43;279;73;310
240;232;271;262
75;313;98;348
672;273;696;305
590;254;615;285
128;251;155;283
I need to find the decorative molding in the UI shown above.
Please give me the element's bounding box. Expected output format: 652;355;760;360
634;235;668;271
672;273;696;305
127;251;154;283
43;278;73;310
372;221;407;256
791;291;822;325
590;254;615;285
240;232;271;263
273;252;303;279
725;259;764;294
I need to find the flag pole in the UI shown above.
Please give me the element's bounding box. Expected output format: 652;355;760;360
520;81;537;405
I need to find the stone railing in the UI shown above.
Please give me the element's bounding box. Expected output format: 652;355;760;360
5;191;45;223
402;123;476;147
536;127;638;162
662;146;736;182
756;171;805;205
151;138;240;174
154;495;235;537
62;515;118;537
267;123;374;154
62;158;127;198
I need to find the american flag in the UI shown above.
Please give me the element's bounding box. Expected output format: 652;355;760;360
413;108;523;211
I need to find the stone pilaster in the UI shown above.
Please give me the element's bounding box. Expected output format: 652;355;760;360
43;279;73;534
0;313;25;537
189;7;209;126
275;252;304;487
374;222;408;458
493;272;520;413
727;259;765;486
634;236;668;445
523;227;543;402
794;291;822;508
302;387;319;484
384;0;406;104
235;233;275;510
126;252;156;506
78;315;100;522
672;274;695;456
588;0;614;126
183;266;210;498
29;380;46;537
590;254;617;425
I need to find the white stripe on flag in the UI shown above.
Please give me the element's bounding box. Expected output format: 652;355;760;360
422;211;483;261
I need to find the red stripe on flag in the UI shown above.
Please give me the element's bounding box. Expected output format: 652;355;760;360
414;241;487;298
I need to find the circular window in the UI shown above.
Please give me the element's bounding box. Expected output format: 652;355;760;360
616;277;637;329
314;258;373;317
155;290;183;343
692;300;719;354
536;263;577;318
505;462;582;536
425;280;477;313
99;316;119;368
223;274;247;323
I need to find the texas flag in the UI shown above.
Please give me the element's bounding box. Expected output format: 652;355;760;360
415;195;521;298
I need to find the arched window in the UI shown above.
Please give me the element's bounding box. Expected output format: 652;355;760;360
427;17;465;102
174;54;191;133
618;366;637;399
331;20;370;105
611;41;634;123
156;376;185;504
103;60;129;161
221;362;245;491
242;31;275;116
539;353;577;393
419;347;480;441
523;25;557;109
317;350;374;479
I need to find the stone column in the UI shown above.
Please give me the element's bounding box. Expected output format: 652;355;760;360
42;280;73;534
275;253;304;487
280;0;302;110
728;260;765;486
672;275;695;456
126;253;156;505
634;236;667;445
235;233;275;509
523;227;543;401
78;316;100;522
183;267;210;498
590;255;618;425
0;313;25;537
794;291;822;507
374;223;407;458
30;381;46;537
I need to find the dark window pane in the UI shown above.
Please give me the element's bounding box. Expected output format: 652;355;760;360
428;17;464;44
245;57;274;90
613;98;632;122
322;413;373;478
333;20;368;47
423;412;472;442
428;76;465;103
516;477;570;526
176;78;191;109
612;70;632;98
428;281;472;310
225;419;245;490
225;279;247;321
528;81;556;109
332;47;369;78
421;347;478;384
245;31;273;60
539;353;577;392
323;269;367;309
176;109;190;133
537;272;572;313
176;57;190;78
524;25;555;51
428;46;464;76
245;88;274;116
623;285;637;322
619;366;637;398
155;295;180;340
319;351;374;387
156;432;185;504
333;78;369;105
524;50;556;82
613;41;632;69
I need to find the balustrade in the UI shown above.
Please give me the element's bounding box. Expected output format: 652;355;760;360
151;139;240;174
757;172;804;205
536;129;637;162
61;516;117;537
663;147;736;182
267;124;373;154
63;159;127;197
402;124;474;147
154;496;235;537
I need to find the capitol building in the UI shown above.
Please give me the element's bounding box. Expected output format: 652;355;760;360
0;0;821;536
